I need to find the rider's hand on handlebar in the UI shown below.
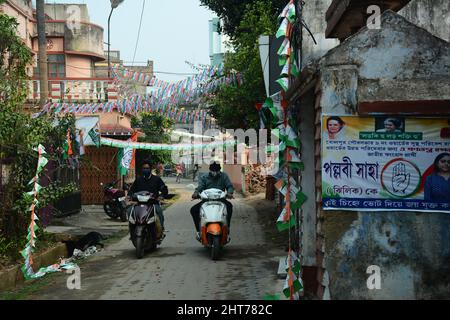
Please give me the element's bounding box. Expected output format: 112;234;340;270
192;192;200;200
226;193;234;199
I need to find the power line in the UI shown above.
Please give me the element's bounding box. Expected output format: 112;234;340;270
131;0;146;67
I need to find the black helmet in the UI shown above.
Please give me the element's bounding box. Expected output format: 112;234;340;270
209;161;221;172
142;159;152;167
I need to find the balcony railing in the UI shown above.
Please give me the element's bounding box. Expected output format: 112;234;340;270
27;79;118;103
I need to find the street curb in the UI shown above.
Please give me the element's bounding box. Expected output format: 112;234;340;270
0;243;68;293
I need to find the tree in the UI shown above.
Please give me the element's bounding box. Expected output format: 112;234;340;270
200;0;286;39
0;14;77;258
131;113;175;166
205;0;279;130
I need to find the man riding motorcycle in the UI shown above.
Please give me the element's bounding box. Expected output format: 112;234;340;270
191;162;234;240
128;160;169;230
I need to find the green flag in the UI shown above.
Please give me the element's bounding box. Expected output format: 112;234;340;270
88;127;101;148
118;147;133;176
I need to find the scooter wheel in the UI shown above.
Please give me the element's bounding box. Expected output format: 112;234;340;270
103;203;116;219
211;235;221;261
136;237;145;259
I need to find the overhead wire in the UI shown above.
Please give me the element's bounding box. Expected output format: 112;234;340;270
131;0;146;67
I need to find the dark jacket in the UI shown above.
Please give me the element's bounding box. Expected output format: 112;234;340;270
195;172;234;194
129;174;168;197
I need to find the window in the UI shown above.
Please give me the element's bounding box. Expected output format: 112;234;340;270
48;54;65;78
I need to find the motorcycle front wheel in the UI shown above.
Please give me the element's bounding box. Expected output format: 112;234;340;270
210;235;221;261
103;202;117;219
136;237;145;259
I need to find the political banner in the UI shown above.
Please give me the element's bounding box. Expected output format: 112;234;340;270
322;116;450;212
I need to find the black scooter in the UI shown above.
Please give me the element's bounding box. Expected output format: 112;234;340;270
127;191;165;259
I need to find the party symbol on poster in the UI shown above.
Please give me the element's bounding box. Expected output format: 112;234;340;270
381;159;421;198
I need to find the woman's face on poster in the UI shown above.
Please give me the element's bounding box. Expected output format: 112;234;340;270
384;120;397;132
327;120;342;134
437;156;450;173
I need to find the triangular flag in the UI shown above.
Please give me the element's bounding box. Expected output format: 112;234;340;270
283;271;304;298
276;18;290;38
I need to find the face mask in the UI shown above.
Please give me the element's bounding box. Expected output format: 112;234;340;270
210;171;219;178
143;169;151;178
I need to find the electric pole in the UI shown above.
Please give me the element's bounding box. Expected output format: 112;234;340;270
36;0;48;107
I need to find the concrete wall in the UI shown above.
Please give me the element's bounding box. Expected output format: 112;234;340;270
301;0;340;66
298;90;318;267
316;11;450;299
33;4;104;59
44;3;90;22
399;0;450;42
320;12;450;105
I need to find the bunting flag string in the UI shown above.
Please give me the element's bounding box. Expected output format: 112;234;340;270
110;63;243;109
42;101;215;129
21;145;77;280
100;137;236;151
260;0;306;300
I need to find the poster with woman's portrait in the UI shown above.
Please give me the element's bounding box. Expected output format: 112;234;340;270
321;115;450;213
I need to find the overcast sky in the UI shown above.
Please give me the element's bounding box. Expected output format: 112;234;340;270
36;0;215;82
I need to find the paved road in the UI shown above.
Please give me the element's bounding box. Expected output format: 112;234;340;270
28;178;285;300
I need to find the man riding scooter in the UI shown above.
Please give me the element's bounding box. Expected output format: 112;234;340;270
191;162;234;241
128;160;169;231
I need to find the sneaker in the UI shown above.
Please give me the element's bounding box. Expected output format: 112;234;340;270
195;232;201;241
226;235;231;243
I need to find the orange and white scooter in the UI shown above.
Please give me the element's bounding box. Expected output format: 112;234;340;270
198;188;231;260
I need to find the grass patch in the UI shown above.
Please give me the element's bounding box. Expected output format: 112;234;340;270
1;231;58;271
0;272;60;300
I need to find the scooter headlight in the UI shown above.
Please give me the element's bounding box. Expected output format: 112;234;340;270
137;195;151;202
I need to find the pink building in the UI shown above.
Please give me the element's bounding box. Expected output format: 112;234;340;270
0;1;117;103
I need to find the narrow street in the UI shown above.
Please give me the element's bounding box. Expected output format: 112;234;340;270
24;179;286;300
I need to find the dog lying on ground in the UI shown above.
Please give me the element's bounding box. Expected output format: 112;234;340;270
63;232;107;257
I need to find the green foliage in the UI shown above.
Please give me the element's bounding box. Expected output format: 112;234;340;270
200;0;286;39
206;0;278;130
37;182;79;209
0;15;77;246
0;14;32;110
131;112;175;165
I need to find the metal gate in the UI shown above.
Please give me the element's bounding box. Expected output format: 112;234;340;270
80;146;118;205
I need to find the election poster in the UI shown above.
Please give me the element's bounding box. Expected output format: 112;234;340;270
322;116;450;212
